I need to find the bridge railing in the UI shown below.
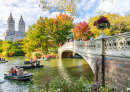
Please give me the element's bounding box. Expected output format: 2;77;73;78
58;32;130;56
74;41;97;54
103;32;130;56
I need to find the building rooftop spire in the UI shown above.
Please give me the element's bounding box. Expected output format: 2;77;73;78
8;13;14;20
19;14;24;21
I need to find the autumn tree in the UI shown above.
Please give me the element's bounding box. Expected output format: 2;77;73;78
47;13;74;45
72;21;93;41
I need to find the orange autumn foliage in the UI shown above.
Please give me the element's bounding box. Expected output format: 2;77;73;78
73;21;93;41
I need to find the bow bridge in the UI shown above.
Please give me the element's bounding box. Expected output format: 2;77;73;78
58;32;130;92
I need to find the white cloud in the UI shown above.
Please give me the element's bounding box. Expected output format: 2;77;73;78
96;0;130;16
73;18;85;24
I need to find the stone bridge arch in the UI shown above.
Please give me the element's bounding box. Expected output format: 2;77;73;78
60;48;95;73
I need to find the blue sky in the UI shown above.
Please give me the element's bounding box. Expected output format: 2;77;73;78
0;0;130;40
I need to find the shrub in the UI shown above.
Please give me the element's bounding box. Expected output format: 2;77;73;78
31;52;42;59
45;54;52;59
28;76;94;92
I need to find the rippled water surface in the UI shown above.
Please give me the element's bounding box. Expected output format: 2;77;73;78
0;56;93;92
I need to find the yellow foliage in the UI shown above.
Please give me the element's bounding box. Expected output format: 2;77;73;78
89;13;130;39
38;0;79;16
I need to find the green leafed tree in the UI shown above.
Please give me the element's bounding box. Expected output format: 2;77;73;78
2;40;13;56
0;40;3;53
22;38;36;57
25;17;50;55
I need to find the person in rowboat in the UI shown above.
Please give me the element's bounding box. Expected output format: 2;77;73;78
35;58;40;66
35;58;38;62
36;61;40;66
30;57;33;62
17;67;23;76
30;61;34;66
14;69;17;76
9;67;15;76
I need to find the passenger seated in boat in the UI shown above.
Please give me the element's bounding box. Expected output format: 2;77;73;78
0;58;1;61
30;57;33;62
14;69;17;76
36;61;40;66
2;58;3;61
35;59;38;62
17;67;23;76
9;67;15;76
3;58;5;61
30;61;34;66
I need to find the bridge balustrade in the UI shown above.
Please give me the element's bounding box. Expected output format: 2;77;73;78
59;32;130;56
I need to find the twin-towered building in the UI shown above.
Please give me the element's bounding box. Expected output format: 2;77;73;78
3;13;26;41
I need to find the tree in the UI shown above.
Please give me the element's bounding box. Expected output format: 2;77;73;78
25;17;50;54
72;21;93;41
22;38;36;57
11;40;25;56
38;0;79;16
2;40;13;56
38;0;113;16
47;13;74;45
0;40;3;53
35;17;50;53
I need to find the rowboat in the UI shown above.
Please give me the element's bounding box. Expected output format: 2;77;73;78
37;58;50;61
15;65;44;69
0;80;4;84
4;73;33;80
24;61;40;64
0;61;8;63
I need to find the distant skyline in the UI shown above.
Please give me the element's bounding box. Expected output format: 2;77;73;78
0;0;130;40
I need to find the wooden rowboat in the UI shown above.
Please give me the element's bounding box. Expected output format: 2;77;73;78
37;58;50;61
15;65;44;69
24;61;40;64
4;73;33;80
0;61;8;63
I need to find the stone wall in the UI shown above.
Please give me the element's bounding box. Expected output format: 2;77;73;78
95;57;130;92
104;57;130;92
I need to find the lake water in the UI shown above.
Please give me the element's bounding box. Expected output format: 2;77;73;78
0;56;93;92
